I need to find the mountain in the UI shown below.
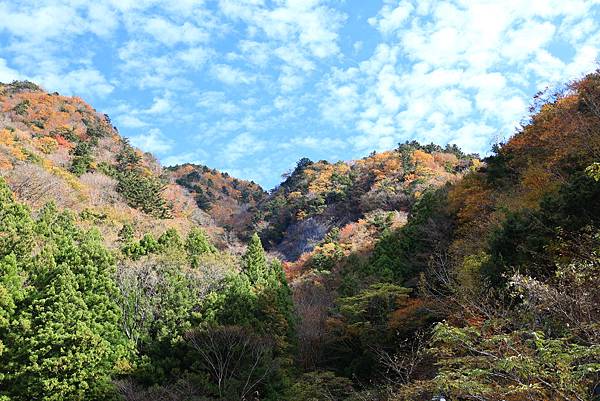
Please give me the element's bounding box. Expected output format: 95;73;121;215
0;80;226;247
168;163;266;239
253;145;478;261
1;71;600;401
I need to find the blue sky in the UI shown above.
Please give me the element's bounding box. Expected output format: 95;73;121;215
1;0;599;188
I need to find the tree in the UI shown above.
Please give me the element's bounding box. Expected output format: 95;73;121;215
242;233;267;284
186;325;276;400
412;322;600;401
69;141;94;176
186;228;216;268
158;228;183;252
286;371;355;401
0;185;129;401
116;171;171;218
324;284;412;379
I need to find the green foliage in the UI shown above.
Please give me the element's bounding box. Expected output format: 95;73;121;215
338;283;411;329
102;141;172;218
194;235;296;399
8;81;41;93
121;233;159;260
422;322;600;401
12;100;29;116
69;141;94;176
366;187;453;284
324;284;412;379
117;254;202;384
118;223;134;243
116;140;142;171
158;228;183;252
186;228;216;268
586;162;600;181
116;171;171;218
0;181;129;401
486;172;600;284
286;371;355;401
242;233;268;283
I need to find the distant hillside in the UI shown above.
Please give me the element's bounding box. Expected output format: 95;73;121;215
168;163;266;238
255;144;478;261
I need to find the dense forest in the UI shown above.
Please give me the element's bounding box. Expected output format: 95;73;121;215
0;71;600;401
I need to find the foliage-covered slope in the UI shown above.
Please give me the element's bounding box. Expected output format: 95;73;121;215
256;145;477;261
168;163;266;239
285;71;600;401
0;81;218;247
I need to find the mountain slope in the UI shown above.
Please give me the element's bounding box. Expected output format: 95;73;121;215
0;80;218;246
168;163;266;239
255;145;477;261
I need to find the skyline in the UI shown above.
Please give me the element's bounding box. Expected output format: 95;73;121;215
1;0;599;188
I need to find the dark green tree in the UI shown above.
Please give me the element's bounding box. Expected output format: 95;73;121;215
242;233;267;284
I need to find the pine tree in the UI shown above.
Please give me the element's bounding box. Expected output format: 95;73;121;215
158;228;183;252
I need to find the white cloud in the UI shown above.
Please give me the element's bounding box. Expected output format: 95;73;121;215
211;64;257;85
35;68;114;97
239;40;271;66
162;151;206;167
142;18;208;46
280;135;346;150
322;0;600;156
368;2;413;35
119;115;148;128
197;91;240;114
144;95;172;115
221;132;266;163
0;58;21;82
130;128;173;154
219;0;345;59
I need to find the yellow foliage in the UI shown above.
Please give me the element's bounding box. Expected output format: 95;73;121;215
35;136;58;154
308;162;350;194
0;129;15;146
288;191;302;200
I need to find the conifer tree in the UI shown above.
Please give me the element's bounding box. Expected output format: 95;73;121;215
0;179;128;401
185;228;216;268
242;233;267;283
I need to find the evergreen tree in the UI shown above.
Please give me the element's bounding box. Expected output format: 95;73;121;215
242;233;267;284
185;228;216;268
158;228;183;252
118;223;134;243
0;179;129;401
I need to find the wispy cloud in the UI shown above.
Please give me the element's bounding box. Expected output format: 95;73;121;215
0;0;599;187
129;128;173;154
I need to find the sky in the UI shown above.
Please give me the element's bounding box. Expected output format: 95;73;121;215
0;0;599;188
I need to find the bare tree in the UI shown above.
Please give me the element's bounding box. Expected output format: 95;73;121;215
186;326;276;401
6;163;77;208
375;331;427;387
292;273;335;370
79;172;121;206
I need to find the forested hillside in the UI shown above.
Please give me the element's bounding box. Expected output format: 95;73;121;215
1;72;600;401
168;163;266;240
0;81;235;248
254;146;477;261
